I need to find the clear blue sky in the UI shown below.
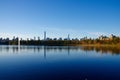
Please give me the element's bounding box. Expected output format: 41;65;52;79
0;0;120;39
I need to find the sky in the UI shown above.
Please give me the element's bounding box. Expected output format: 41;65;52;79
0;0;120;40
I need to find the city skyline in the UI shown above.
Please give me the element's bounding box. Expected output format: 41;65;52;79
0;31;119;41
0;0;120;39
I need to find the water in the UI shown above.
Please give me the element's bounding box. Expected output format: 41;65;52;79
0;45;120;80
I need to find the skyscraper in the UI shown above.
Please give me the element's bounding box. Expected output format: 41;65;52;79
44;31;46;40
68;34;70;40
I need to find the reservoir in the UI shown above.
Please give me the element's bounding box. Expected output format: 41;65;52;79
0;45;120;80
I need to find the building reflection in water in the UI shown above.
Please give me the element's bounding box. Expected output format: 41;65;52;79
0;45;120;57
44;46;46;59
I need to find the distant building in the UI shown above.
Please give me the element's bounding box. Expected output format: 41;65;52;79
44;31;46;40
68;34;70;40
30;39;33;41
13;36;15;41
99;35;109;40
20;38;23;41
27;38;29;41
34;37;36;40
109;34;116;40
38;37;40;40
74;38;79;41
80;37;87;40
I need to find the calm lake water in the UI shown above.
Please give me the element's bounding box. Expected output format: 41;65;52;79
0;45;120;80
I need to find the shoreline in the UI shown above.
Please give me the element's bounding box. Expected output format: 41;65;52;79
79;44;120;48
0;43;120;47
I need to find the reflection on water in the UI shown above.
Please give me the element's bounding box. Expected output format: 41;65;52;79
80;46;120;55
0;45;120;56
0;45;79;58
0;45;120;80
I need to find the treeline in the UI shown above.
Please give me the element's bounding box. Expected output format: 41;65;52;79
9;39;120;46
9;40;80;46
80;38;120;45
1;36;120;46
